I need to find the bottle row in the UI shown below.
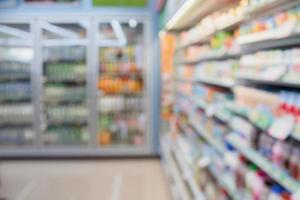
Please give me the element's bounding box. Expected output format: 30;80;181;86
176;82;300;192
209;141;294;200
0;83;31;102
43;126;89;145
0;62;30;80
179;3;300;51
0;127;35;145
98;96;144;113
98;77;143;94
44;62;86;82
176;101;298;199
44;105;88;124
44;85;86;103
0;104;33;124
237;5;300;37
98;112;145;146
179;47;300;85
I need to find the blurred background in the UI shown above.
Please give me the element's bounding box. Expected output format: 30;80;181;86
1;0;300;200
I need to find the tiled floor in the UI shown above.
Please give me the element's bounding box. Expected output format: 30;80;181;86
0;159;171;200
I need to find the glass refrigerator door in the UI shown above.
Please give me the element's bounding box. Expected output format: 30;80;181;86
41;21;89;145
97;19;146;147
0;23;35;146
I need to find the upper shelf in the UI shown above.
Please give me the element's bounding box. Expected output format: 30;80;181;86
246;0;300;21
171;0;300;49
165;0;237;32
237;77;300;91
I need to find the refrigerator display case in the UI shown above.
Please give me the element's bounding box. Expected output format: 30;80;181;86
41;20;89;146
96;19;148;148
0;15;152;156
0;22;35;146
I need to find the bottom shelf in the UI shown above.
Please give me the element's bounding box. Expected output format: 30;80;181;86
160;136;192;200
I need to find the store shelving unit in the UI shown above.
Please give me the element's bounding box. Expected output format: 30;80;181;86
161;0;300;198
161;136;192;200
189;118;225;155
227;134;300;193
193;77;234;90
237;77;300;90
0;14;154;157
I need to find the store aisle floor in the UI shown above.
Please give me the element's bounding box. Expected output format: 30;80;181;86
0;159;171;200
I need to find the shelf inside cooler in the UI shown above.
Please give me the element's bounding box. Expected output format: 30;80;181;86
0;128;35;146
42;125;89;145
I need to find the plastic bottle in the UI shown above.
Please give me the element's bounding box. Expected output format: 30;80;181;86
268;184;284;200
272;141;285;167
245;164;258;195
281;191;292;200
235;155;247;190
253;170;270;200
289;146;300;180
259;134;274;160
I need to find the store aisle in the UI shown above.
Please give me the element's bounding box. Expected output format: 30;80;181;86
0;159;171;200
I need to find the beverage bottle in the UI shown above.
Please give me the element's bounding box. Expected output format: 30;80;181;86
281;191;292;200
279;92;288;116
268;184;284;200
235;155;247;190
245;164;258;195
272;141;285;167
253;170;269;200
289;146;300;180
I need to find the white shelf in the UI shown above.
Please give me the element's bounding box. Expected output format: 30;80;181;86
208;166;240;200
190;118;225;154
173;144;206;200
247;0;300;19
165;0;235;31
194;77;234;89
227;134;300;194
161;136;192;200
191;96;207;110
237;76;300;90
